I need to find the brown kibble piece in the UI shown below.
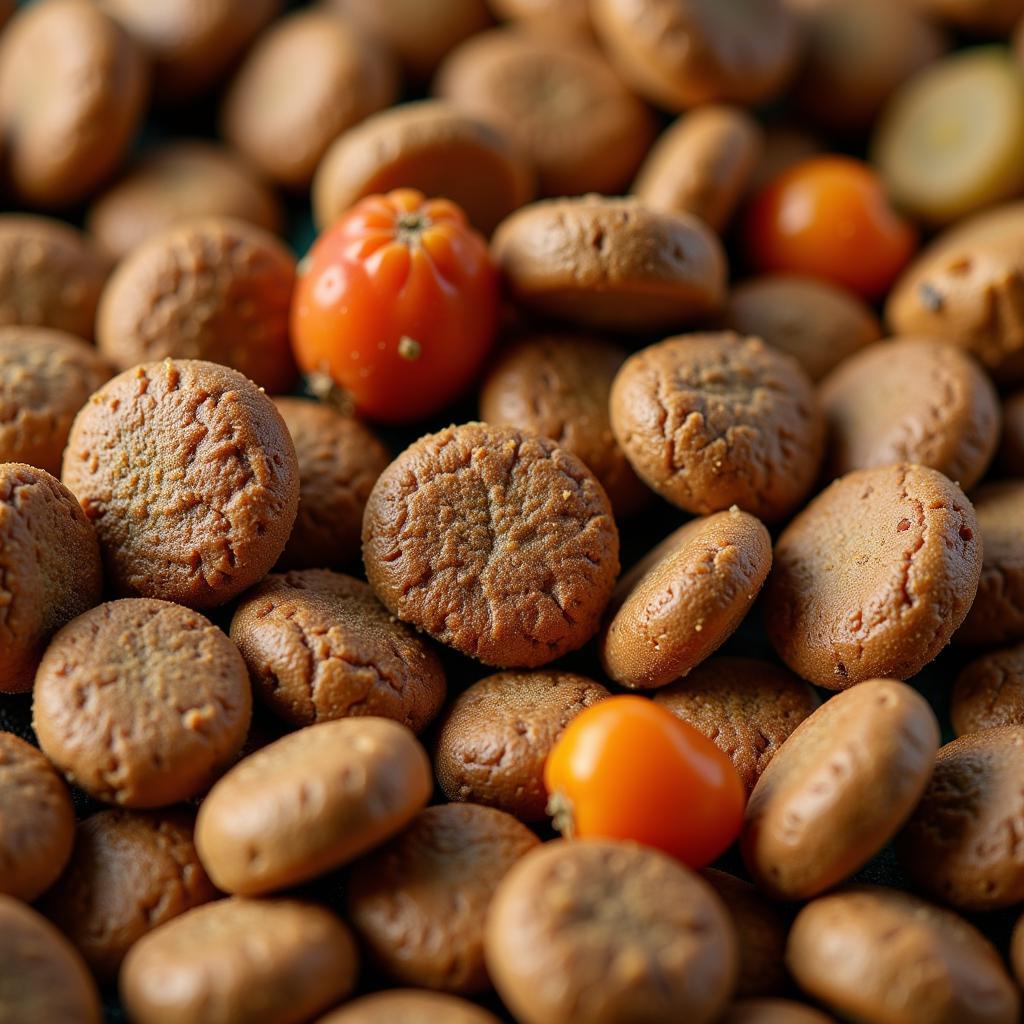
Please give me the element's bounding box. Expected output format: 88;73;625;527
0;895;101;1024
765;464;982;687
743;679;939;900
273;398;389;570
0;327;112;475
41;809;216;980
998;391;1024;475
195;717;432;893
602;512;771;689
655;656;820;795
492;196;726;331
897;726;1024;910
479;333;650;517
720;1000;836;1024
363;422;619;668
610;333;823;522
348;803;538;993
0;463;102;693
62;359;299;609
952;643;1024;735
787;888;1019;1024
120;898;358;1024
0;733;74;902
317;991;501;1024
34;599;252;807
486;839;737;1024
435;670;609;821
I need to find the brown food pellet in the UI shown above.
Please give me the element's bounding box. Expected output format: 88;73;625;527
317;991;501;1024
998;390;1024;475
952;643;1024;735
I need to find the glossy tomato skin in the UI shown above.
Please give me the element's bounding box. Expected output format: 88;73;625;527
744;155;917;299
291;189;499;423
544;695;745;869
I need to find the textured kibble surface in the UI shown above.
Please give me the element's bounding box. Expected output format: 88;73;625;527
952;643;1024;734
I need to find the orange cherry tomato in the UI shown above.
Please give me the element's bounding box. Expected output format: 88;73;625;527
291;188;498;423
544;695;745;868
744;155;917;299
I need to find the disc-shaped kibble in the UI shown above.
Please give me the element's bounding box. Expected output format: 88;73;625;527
485;839;737;1024
601;510;772;689
347;803;538;993
362;423;619;668
120;898;358;1024
610;333;823;522
786;888;1019;1024
317;991;501;1024
720;1000;837;1024
999;391;1024;475
655;657;820;796
764;464;981;687
34;599;252;807
952;644;1024;735
230;570;446;732
897;726;1024;910
0;463;102;693
0;732;74;902
742;679;939;900
434;670;609;821
195;717;432;893
491;197;726;332
61;359;299;608
819;337;1000;490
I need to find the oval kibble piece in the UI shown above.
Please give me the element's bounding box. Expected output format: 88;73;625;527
315;990;500;1024
120;897;358;1024
720;1000;836;1024
742;679;939;900
787;888;1019;1024
952;644;1024;735
195;717;432;894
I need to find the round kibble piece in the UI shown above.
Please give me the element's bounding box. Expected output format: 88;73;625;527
195;717;432;893
62;359;299;608
88;142;283;261
601;510;772;689
787;888;1019;1024
0;895;101;1024
0;732;74;902
765;464;982;687
610;333;824;522
720;1000;836;1024
0;216;109;341
97;218;297;394
317;991;501;1024
34;599;252;807
655;656;820;795
956;481;1024;647
41;809;216;980
952;643;1024;735
479;333;650;517
348;803;538;992
897;726;1024;910
491;196;726;332
0;463;102;693
723;274;882;382
230;569;446;732
120;898;358;1024
0;327;111;476
486;839;737;1024
273;398;390;570
999;391;1024;475
435;670;609;821
819;337;1000;490
363;423;619;668
743;679;939;900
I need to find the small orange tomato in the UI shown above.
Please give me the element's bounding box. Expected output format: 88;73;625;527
744;155;917;299
544;695;745;868
291;188;498;423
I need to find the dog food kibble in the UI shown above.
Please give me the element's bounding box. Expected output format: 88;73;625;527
765;464;981;686
195;717;431;893
0;732;74;902
486;839;737;1024
120;897;358;1024
363;422;619;667
952;643;1024;734
787;888;1020;1024
62;359;299;608
40;809;216;980
999;390;1024;474
742;679;940;900
610;333;823;522
347;803;538;992
317;990;501;1024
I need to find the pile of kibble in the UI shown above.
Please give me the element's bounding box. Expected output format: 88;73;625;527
4;0;1024;1022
